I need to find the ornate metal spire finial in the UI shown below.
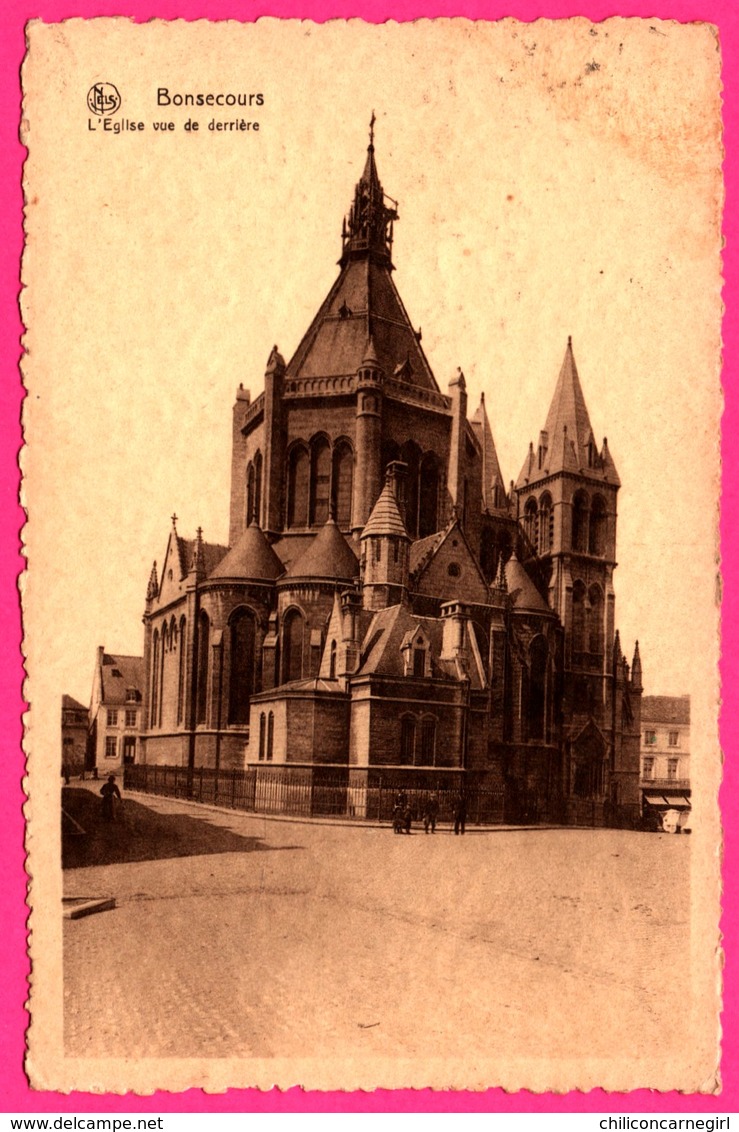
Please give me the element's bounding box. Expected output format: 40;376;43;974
171;513;178;529
369;110;376;148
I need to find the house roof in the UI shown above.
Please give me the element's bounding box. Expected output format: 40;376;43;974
208;523;284;582
100;653;145;705
62;694;87;712
641;695;691;726
284;520;359;582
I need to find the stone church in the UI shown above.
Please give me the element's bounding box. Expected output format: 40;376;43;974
139;127;643;826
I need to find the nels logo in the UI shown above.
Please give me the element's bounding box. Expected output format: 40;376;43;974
87;82;121;116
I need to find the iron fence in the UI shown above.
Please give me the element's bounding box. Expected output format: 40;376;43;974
124;763;507;825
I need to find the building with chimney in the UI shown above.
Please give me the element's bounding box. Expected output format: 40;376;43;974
139;125;643;827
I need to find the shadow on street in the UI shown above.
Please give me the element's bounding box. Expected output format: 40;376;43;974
62;788;301;869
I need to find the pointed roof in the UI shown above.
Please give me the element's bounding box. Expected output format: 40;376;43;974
285;130;439;395
471;392;505;510
516;339;620;488
208;523;284;582
544;337;594;460
361;479;409;540
285;519;359;582
504;553;551;614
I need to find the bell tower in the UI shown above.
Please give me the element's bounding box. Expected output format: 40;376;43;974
514;338;621;722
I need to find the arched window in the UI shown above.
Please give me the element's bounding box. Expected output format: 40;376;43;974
310;436;331;526
332;441;354;529
150;629;160;728
259;712;266;759
572;581;587;654
282;608;305;684
400;715;416;765
329;639;337;679
402;441;421;537
528;636;548;741
159;622;168;728
419;453;440;538
287;445;310;528
524;497;539;550
419;716;437;766
254;451;263;526
196;610;210;725
572;491;590;553
246;462;256;526
177;617;187;723
228;607;257;725
588;584;604;656
267;711;274;761
589;495;607;556
539;493;553;554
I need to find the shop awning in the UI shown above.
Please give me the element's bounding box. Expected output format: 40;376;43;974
663;794;691;809
644;793;668;806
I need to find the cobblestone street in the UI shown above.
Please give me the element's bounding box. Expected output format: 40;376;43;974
64;790;691;1064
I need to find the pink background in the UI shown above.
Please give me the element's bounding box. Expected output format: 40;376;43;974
2;0;735;1113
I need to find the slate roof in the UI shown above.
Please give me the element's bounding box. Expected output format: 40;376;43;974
284;520;359;582
100;654;145;705
177;536;229;579
517;339;620;488
357;605;445;678
504;554;551;614
641;695;691;726
208;523;284;582
470;393;505;511
361;480;409;540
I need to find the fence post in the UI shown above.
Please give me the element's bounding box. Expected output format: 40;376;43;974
199;765;204;803
231;769;236;809
379;776;383;823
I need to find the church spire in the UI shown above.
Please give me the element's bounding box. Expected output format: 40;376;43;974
516;337;620;487
471;391;506;511
341;116;398;269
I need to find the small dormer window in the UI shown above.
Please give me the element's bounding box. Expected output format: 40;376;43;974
413;648;425;677
448;562;461;578
111;668;122;678
125;688;138;703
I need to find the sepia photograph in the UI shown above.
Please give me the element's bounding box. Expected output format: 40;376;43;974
21;16;722;1095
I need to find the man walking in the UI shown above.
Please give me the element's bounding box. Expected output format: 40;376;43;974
453;792;467;836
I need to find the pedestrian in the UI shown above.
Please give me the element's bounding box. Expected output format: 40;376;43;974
453;792;467;835
100;774;122;822
422;795;438;834
62;763;70;786
403;802;413;834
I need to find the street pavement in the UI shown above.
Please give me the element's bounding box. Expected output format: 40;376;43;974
64;789;690;1064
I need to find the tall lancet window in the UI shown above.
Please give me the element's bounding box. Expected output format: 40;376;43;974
332;441;354;529
228;608;257;726
287;445;309;528
311;438;331;526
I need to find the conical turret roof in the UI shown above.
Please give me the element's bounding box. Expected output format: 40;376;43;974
285;519;359;582
361;479;409;540
471;392;505;510
209;523;284;582
504;553;550;613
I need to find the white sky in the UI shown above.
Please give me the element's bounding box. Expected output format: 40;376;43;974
23;18;722;719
